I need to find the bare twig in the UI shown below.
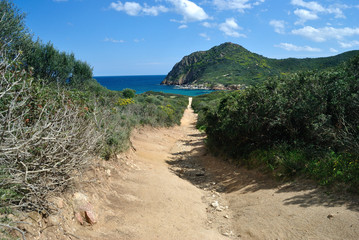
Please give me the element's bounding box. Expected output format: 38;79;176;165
0;223;27;240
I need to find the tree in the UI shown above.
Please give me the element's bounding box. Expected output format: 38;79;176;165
122;88;136;98
0;0;32;56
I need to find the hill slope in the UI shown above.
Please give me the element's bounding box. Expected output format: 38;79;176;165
161;42;359;87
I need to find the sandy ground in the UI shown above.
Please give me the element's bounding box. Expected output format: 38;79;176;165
33;97;359;240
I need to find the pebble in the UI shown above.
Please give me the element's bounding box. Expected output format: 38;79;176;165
222;231;233;237
211;201;219;208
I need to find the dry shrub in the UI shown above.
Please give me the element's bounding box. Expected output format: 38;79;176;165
0;49;102;212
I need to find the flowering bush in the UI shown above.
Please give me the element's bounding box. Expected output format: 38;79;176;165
117;97;135;106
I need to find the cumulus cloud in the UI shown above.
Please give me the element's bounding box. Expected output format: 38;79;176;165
329;48;338;53
294;9;318;24
213;0;264;13
292;26;359;42
253;0;265;6
291;0;347;19
199;33;211;40
326;5;346;19
178;24;188;29
104;38;125;43
168;0;209;22
219;18;245;38
110;1;168;16
290;0;325;12
275;42;321;52
338;40;359;48
269;20;285;34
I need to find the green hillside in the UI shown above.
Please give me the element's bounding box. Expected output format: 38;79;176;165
162;42;359;87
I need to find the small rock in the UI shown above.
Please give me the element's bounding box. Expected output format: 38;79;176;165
47;215;61;226
73;192;97;225
216;206;225;212
327;214;334;219
211;201;219;208
73;192;88;205
105;169;111;176
85;210;97;225
75;212;84;225
224;215;229;219
222;232;229;237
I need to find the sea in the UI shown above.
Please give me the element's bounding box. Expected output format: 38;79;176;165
94;75;214;96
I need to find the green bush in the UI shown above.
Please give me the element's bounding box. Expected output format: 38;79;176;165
197;55;359;191
122;88;136;98
96;91;188;160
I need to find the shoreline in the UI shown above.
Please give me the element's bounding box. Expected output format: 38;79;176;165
168;83;245;91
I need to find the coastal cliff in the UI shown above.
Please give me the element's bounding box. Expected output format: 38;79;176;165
161;42;359;88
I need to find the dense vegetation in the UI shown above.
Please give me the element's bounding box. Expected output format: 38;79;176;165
193;56;359;192
163;42;359;87
0;0;187;225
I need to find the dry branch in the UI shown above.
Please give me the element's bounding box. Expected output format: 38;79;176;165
0;48;103;212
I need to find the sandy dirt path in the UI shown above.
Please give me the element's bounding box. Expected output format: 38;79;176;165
38;97;359;240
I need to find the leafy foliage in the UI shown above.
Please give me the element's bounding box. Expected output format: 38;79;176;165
164;42;359;87
122;88;136;98
195;55;359;191
97;90;187;160
0;0;32;57
0;0;188;216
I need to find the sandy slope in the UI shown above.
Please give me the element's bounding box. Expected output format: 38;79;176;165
36;97;359;240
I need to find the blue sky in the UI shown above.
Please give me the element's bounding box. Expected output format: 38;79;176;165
13;0;359;76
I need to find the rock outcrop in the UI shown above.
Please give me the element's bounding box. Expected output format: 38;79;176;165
161;42;359;87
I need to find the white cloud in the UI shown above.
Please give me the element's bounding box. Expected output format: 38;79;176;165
110;1;168;16
219;18;245;38
104;38;125;43
326;6;346;19
294;9;318;25
291;0;347;19
168;0;209;22
202;22;213;28
253;0;265;6
292;26;359;42
213;0;264;13
329;48;338;53
269;20;285;34
338;40;359;48
275;42;321;52
199;33;211;40
142;4;169;16
134;38;145;43
290;0;325;12
178;24;188;29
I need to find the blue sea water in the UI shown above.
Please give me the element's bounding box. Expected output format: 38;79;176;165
94;75;214;96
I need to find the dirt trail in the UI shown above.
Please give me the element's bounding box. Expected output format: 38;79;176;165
38;97;359;240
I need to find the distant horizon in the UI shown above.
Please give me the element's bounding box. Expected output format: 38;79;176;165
13;0;359;76
94;74;167;78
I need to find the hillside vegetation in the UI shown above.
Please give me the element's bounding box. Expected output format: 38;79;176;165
162;42;359;87
193;56;359;192
0;0;187;221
